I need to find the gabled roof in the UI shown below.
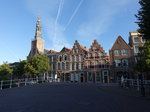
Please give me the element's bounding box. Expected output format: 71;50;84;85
47;50;58;54
60;47;71;52
111;36;131;50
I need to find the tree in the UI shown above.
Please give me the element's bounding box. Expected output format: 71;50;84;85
140;42;150;73
135;0;150;75
13;60;27;78
136;0;150;41
0;62;13;80
25;54;51;77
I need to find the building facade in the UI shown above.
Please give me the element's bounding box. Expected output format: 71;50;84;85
28;18;147;83
48;40;110;83
129;31;145;63
28;17;45;59
109;36;133;82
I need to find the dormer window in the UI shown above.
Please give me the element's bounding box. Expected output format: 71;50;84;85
134;37;139;43
142;39;146;43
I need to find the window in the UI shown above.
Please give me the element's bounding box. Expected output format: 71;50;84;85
78;49;81;53
88;61;90;68
115;60;121;67
66;62;69;70
134;46;139;53
114;50;120;56
102;60;106;68
59;56;62;61
121;49;128;56
95;53;98;58
64;55;67;61
95;61;99;68
76;56;79;62
62;62;65;70
72;56;74;62
94;47;98;51
72;63;74;70
76;63;79;70
90;53;92;58
81;64;84;69
75;45;77;48
134;37;139;43
122;59;128;66
58;63;60;70
142;39;146;43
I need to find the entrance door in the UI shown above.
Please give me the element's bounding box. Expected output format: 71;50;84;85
102;70;109;83
88;72;93;82
80;74;84;82
75;74;79;82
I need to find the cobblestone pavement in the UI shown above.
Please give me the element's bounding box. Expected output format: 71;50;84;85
0;83;150;112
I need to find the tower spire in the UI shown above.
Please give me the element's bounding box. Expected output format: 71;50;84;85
35;16;42;39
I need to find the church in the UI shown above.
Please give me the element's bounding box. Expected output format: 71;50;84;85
28;17;146;83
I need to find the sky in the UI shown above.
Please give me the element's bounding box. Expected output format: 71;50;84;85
0;0;140;64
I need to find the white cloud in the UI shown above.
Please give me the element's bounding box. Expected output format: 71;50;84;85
64;0;84;31
76;0;134;42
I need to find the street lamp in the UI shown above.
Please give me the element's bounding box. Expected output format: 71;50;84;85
137;53;145;96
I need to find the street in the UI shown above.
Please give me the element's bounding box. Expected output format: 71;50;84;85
0;83;150;112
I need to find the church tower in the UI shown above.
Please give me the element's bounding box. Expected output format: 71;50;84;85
28;17;44;58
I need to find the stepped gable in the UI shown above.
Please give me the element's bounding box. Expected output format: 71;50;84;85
90;40;108;56
73;40;87;51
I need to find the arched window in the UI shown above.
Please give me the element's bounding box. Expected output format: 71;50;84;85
59;56;62;61
72;56;74;62
62;62;65;70
66;62;69;70
64;55;67;61
58;63;60;70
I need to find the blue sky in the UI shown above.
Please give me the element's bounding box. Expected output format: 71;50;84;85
0;0;139;64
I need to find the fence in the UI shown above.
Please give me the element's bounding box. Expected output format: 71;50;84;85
0;77;58;90
120;79;150;95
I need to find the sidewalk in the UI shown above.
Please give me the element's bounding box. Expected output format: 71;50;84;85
97;83;150;98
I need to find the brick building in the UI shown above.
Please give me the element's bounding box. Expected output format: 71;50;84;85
109;36;133;82
48;40;110;83
28;18;146;83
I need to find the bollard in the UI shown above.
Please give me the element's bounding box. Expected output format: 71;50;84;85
10;80;12;88
25;79;27;86
18;79;20;87
1;80;3;90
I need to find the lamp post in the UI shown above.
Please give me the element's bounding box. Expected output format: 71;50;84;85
137;53;145;97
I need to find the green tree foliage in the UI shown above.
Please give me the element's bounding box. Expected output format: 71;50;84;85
0;62;13;80
140;42;150;72
136;0;150;41
13;60;27;78
135;0;150;74
25;54;51;77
